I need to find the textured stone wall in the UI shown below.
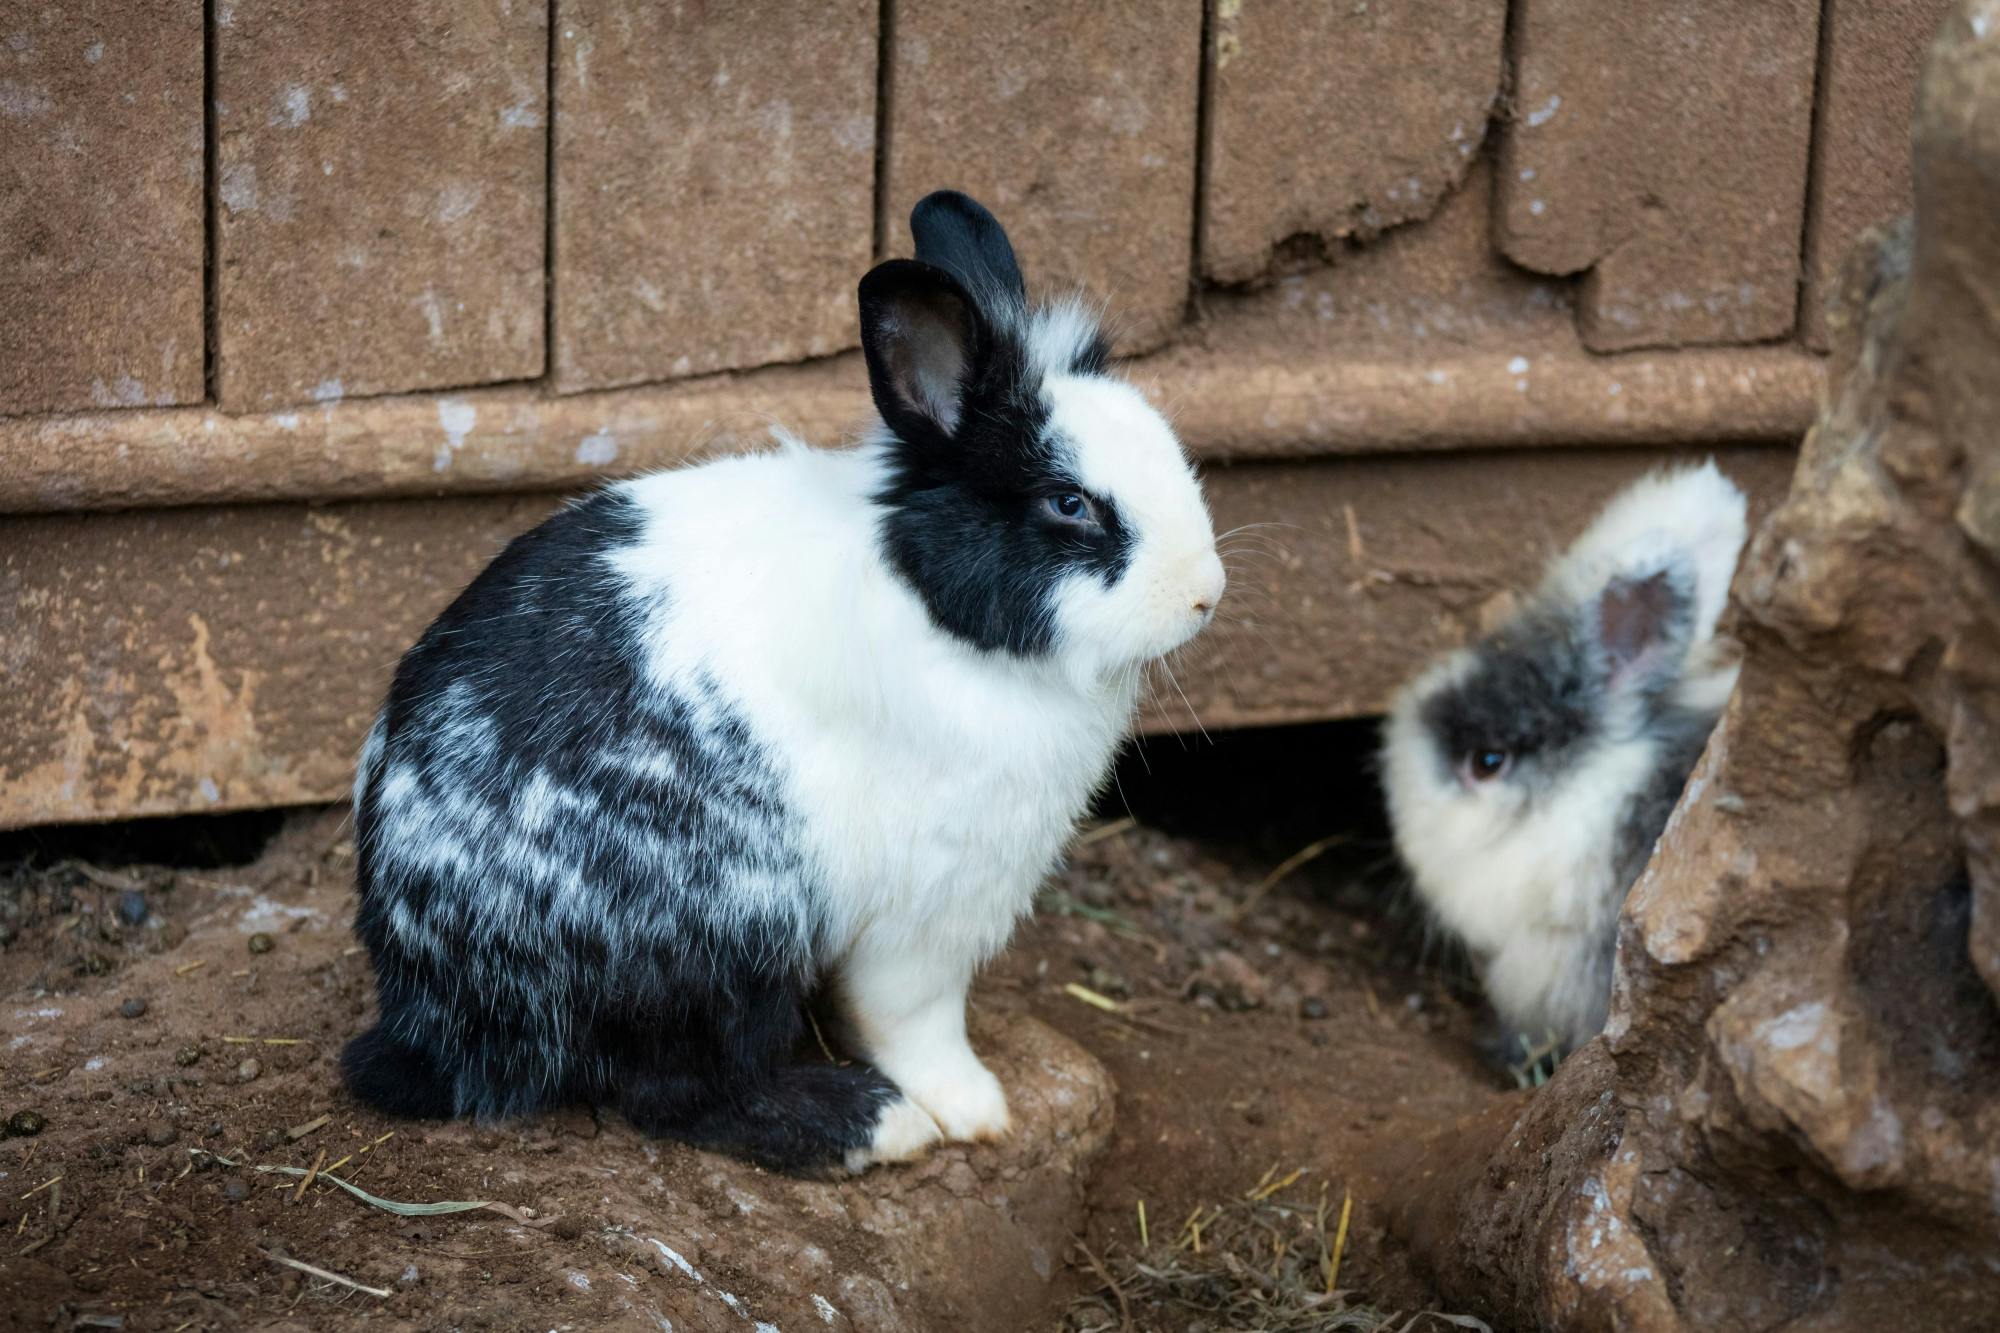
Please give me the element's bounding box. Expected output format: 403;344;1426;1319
2;0;1952;417
0;2;1961;825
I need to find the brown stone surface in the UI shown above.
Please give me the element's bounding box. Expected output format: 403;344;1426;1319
0;445;1793;829
1497;0;1821;352
881;0;1201;353
1800;0;1955;350
550;0;876;394
0;191;1824;514
0;1;203;415
0;494;563;829
1390;10;2000;1326
1200;0;1504;283
1153;445;1796;735
213;0;546;411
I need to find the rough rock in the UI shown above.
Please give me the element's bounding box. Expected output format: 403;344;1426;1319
550;0;877;392
0;0;204;416
1200;0;1505;283
592;1011;1114;1332
1497;0;1821;352
880;0;1202;354
1391;8;2000;1327
1801;0;1957;350
213;0;546;410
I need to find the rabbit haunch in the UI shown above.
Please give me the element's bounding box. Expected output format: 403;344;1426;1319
343;191;1225;1174
1381;462;1748;1054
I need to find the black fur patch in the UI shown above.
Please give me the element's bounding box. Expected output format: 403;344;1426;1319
347;489;899;1174
1420;605;1603;783
862;195;1135;657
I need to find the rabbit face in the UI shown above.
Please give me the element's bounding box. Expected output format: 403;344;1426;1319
1038;371;1225;680
861;193;1222;679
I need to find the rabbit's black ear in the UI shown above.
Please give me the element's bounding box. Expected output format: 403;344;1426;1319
1595;565;1693;694
858;258;986;440
909;191;1027;306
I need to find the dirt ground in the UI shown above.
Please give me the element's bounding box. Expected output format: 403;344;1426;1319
1;723;1516;1331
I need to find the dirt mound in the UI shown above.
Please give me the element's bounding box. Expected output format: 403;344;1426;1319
3;778;1519;1330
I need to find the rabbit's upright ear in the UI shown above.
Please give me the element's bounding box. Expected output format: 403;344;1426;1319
1594;564;1694;696
909;190;1027;306
858;259;986;440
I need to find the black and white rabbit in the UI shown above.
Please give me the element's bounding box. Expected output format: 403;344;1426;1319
1380;462;1747;1056
343;192;1226;1174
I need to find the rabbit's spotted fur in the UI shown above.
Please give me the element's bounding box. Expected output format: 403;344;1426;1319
344;193;1225;1173
1381;462;1748;1054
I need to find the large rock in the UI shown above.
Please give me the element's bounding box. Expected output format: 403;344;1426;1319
1200;0;1505;284
550;0;877;392
879;0;1202;354
1391;7;2000;1328
1497;0;1820;352
0;1;204;415
213;0;546;410
594;1012;1114;1332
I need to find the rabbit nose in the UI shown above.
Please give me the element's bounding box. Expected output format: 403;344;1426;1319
1192;556;1226;616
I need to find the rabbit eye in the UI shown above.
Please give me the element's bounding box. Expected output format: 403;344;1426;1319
1464;748;1512;782
1043;491;1096;524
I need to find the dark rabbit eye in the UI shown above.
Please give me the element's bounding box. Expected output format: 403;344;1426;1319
1044;492;1094;524
1465;748;1512;782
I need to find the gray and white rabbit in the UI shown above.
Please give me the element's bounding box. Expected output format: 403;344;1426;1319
1381;462;1747;1055
342;192;1226;1173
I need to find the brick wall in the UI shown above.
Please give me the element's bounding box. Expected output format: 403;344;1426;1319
1;0;1945;422
0;0;1959;827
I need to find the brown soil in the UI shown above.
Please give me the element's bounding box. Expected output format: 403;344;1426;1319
1;748;1515;1332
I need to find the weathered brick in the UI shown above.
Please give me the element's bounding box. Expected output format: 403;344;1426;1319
214;0;546;411
1;447;1797;827
0;1;203;415
1201;0;1505;284
1800;0;1954;351
550;0;877;393
881;0;1202;353
1497;0;1821;352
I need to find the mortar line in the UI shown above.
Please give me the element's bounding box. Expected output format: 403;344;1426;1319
1187;0;1217;321
871;0;896;260
203;0;221;405
1794;0;1839;342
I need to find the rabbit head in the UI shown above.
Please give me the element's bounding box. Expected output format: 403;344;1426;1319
859;191;1225;685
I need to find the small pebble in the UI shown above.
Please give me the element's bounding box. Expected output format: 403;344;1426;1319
7;1110;46;1137
118;997;148;1019
246;932;274;955
398;1264;423;1289
144;1119;177;1147
175;1044;202;1067
206;1121;224;1138
1300;996;1330;1021
236;1058;262;1084
222;1176;251;1202
256;1127;283;1152
117;889;149;926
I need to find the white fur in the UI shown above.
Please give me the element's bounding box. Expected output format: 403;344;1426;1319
846;1097;943;1173
1544;459;1746;706
1381;462;1748;1048
610;393;1218;1142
